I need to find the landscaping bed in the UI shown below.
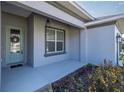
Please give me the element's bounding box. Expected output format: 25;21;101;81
52;64;97;92
52;61;124;92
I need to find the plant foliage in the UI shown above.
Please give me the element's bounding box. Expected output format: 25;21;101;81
88;59;124;92
119;51;124;66
52;60;124;92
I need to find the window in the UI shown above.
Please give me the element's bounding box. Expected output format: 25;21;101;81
10;29;21;53
45;26;65;56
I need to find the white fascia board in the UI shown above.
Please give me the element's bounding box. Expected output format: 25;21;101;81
85;14;124;27
9;1;85;28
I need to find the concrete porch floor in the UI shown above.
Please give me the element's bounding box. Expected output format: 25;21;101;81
1;60;84;92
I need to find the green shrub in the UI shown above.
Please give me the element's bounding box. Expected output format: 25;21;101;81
88;59;124;92
119;51;124;66
85;63;93;67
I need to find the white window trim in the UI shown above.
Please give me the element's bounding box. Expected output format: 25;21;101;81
45;27;65;55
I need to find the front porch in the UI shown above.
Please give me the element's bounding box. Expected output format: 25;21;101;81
1;60;83;92
1;2;84;92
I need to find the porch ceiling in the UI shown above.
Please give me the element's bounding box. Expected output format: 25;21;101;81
1;2;32;18
116;18;124;34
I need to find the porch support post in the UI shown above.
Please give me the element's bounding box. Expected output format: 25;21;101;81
0;1;1;91
80;28;88;65
27;14;34;67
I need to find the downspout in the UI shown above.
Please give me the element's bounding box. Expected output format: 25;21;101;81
84;26;88;64
116;34;119;66
80;25;88;64
79;22;88;64
0;2;1;91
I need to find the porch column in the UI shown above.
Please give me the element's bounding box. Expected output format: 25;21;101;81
0;1;1;91
80;28;88;65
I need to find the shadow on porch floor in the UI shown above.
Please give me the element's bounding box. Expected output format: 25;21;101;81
1;60;84;92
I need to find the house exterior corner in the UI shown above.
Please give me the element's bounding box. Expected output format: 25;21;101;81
0;1;124;92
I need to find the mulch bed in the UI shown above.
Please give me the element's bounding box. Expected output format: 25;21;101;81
52;65;97;92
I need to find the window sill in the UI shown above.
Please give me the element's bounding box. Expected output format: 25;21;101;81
44;51;66;57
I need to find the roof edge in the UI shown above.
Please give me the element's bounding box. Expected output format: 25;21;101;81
71;1;95;20
85;13;124;27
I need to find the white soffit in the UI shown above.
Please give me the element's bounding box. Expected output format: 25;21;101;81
2;2;31;18
69;1;94;20
8;1;85;28
117;18;124;34
56;1;94;21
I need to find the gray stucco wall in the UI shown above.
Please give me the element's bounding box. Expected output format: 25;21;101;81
87;25;116;65
69;26;80;61
1;12;80;68
1;12;27;67
31;14;80;67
